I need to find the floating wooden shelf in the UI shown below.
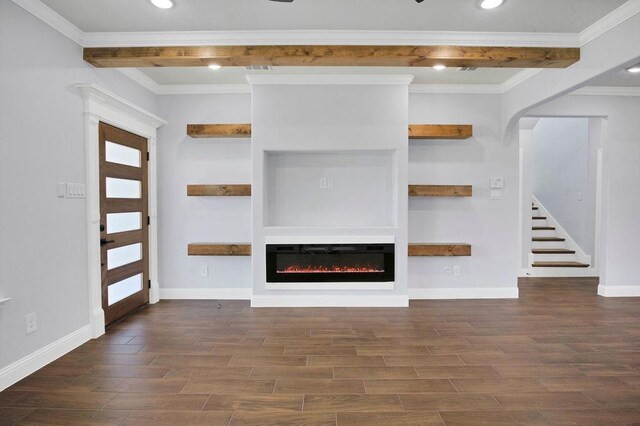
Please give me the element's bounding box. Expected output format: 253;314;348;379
409;125;472;140
408;243;472;257
186;123;473;140
187;185;251;196
409;185;472;197
188;243;252;256
187;124;252;138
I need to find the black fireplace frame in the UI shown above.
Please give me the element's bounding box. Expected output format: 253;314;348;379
266;243;395;283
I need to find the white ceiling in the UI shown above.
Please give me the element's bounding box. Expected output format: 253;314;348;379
41;0;626;33
587;66;640;87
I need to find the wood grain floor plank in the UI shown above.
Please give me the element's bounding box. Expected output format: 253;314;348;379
303;394;403;412
399;393;501;411
0;407;33;425
451;378;547;393
203;394;303;412
539;408;640;425
16;408;130;425
229;411;337;426
414;366;502;379
439;410;550;425
492;391;598;409
383;355;465;366
275;380;366;394
307;356;386;367
104;394;209;411
250;367;333;380
334;367;418;379
363;379;456;393
121;410;233;426
337;411;444;425
181;379;275;394
9;392;115;410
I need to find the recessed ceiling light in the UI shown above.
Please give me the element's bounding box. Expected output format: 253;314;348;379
208;64;223;71
478;0;504;9
627;66;640;73
150;0;174;9
433;64;446;71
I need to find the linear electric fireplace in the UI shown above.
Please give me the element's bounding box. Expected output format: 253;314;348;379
266;243;394;283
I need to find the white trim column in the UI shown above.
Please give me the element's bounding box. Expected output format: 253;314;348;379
77;84;166;338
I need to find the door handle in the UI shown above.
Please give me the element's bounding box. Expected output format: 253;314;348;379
100;238;115;246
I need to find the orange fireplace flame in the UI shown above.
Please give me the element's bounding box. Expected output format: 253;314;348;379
278;265;384;274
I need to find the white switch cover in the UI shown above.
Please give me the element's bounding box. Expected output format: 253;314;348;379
491;190;502;200
66;183;86;199
201;265;209;277
319;177;328;189
453;266;461;276
490;177;505;189
577;192;584;201
57;183;66;198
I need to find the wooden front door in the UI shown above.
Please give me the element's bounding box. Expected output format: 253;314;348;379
99;123;149;326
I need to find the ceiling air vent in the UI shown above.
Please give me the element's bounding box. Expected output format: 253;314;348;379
246;65;273;71
456;67;478;71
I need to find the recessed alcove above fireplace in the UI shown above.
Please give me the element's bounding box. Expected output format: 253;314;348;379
264;151;396;228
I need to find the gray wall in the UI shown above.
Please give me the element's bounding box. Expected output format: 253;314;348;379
0;1;156;371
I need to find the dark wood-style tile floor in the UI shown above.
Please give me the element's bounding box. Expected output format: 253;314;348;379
2;278;640;425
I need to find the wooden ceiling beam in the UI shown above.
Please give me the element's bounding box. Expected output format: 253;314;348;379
83;45;579;68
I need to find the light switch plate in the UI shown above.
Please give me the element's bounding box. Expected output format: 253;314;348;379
66;183;86;199
490;177;505;189
57;183;66;198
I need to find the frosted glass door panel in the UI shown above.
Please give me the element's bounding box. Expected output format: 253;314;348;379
108;273;142;306
106;141;141;167
107;212;142;234
108;243;142;270
106;178;141;199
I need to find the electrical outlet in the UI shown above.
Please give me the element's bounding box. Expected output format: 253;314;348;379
577;192;584;201
319;177;328;189
201;265;209;277
25;313;37;335
443;266;453;276
453;265;461;276
491;190;502;200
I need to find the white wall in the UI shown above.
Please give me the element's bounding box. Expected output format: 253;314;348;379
528;94;640;293
0;1;157;378
409;94;519;295
532;118;595;256
156;94;252;294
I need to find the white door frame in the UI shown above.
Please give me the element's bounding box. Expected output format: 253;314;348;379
77;84;166;338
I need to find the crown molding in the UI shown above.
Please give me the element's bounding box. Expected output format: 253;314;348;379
579;0;640;46
246;74;415;86
117;68;162;93
569;86;640;97
12;0;83;45
81;30;579;48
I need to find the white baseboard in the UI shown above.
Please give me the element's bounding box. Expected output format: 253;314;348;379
0;325;92;392
251;295;409;307
409;287;519;300
519;268;532;278
160;288;252;300
598;285;640;297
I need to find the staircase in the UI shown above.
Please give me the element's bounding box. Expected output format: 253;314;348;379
530;199;592;277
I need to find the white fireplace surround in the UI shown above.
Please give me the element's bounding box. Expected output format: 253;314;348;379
250;75;411;307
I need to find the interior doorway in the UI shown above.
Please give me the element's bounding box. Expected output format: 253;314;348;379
518;117;603;281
